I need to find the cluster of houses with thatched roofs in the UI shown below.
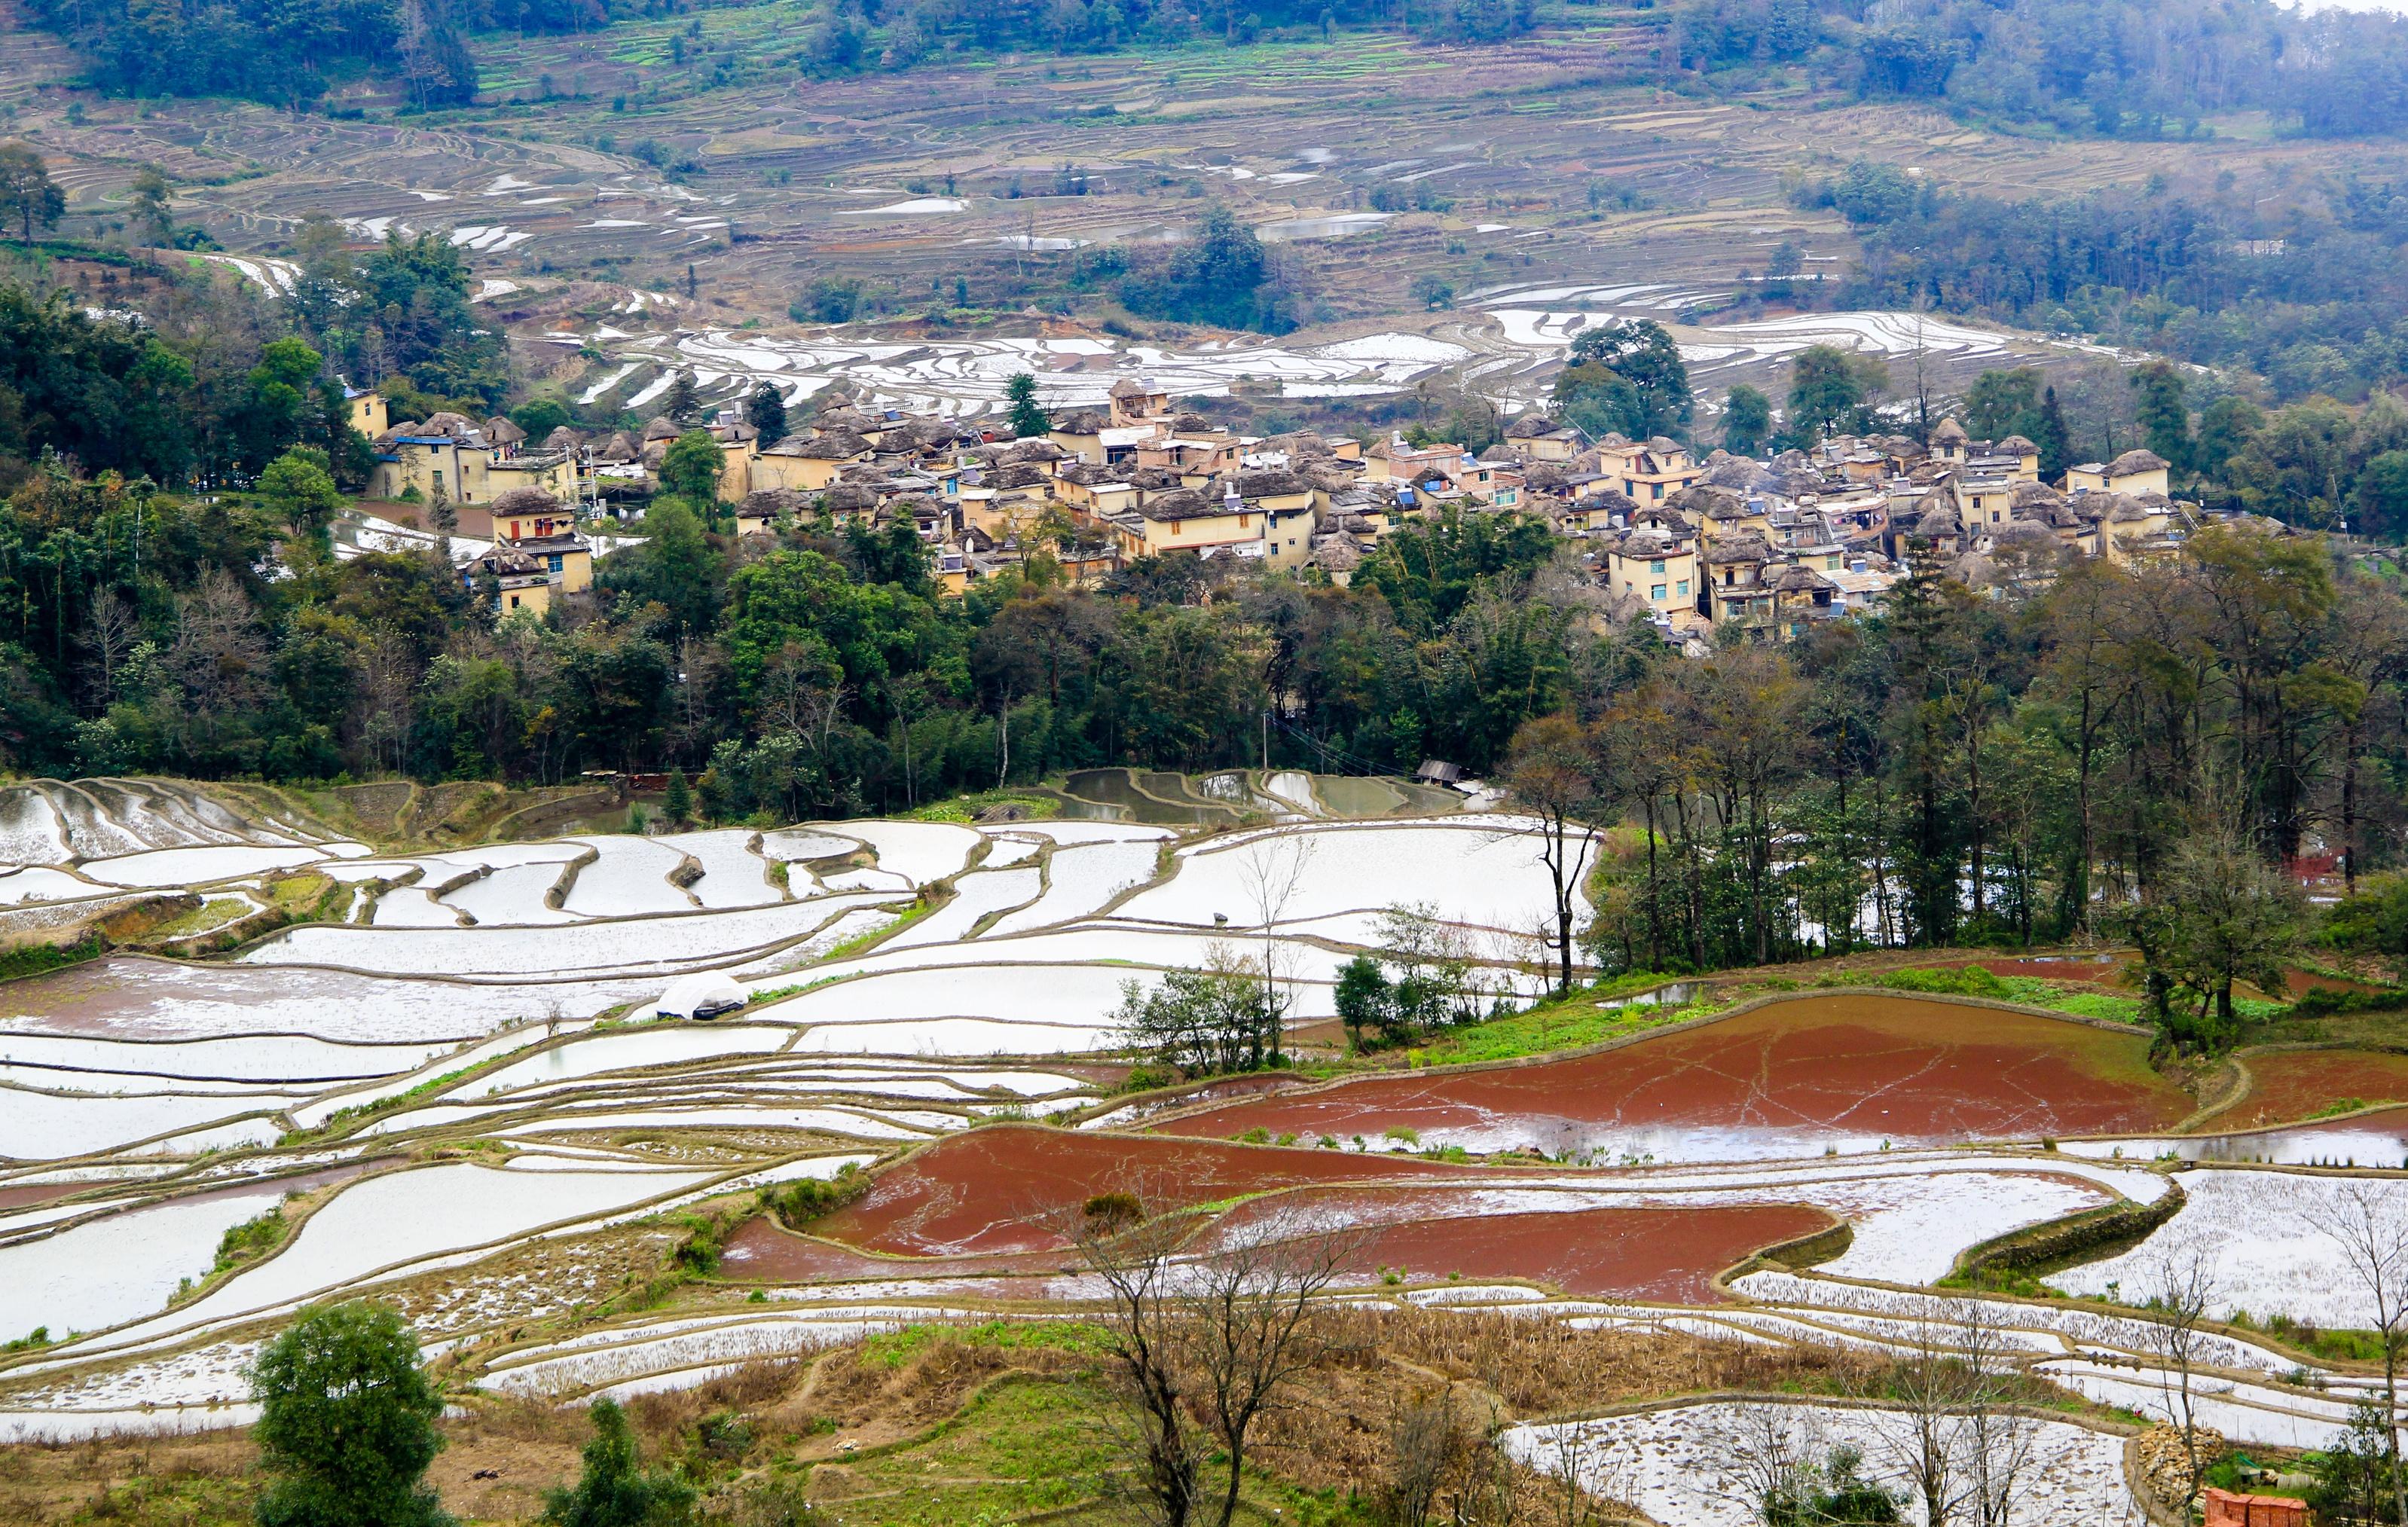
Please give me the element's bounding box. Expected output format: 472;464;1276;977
344;375;2280;643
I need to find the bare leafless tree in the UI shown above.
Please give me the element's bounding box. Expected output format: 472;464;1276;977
2138;1237;2222;1519
1383;1388;1458;1527
1235;832;1315;1064
1502;713;1600;995
1067;1198;1360;1527
355;634;419;776
1383;1387;1538;1527
78;585;139;706
1725;1402;1821;1522
1537;1415;1618;1527
1952;1297;2049;1527
1863;1305;1975;1527
2303;1182;2408;1526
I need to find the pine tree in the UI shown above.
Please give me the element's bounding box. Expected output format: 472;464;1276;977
664;768;692;826
746;383;788;447
2131;361;2193;477
2034;385;2073;479
1004;372;1050;439
662;371;699;424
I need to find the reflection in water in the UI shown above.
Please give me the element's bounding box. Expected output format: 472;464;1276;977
2061;1107;2408;1168
1037;769;1467;826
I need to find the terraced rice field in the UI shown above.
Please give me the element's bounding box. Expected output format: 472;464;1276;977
0;772;2400;1464
2207;1048;2408;1130
1153;995;2193;1162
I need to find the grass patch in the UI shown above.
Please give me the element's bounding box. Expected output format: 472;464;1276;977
0;933;108;984
822;1373;1121;1523
860;1320;1112;1370
275;1057;490;1144
817;1370;1353;1527
903;788;1062;824
2225;1310;2393;1364
1830;964;2012;1000
265;872;335;912
147;897;252;940
1413;973;1705;1066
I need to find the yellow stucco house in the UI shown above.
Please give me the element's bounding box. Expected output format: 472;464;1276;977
2067;449;2172;499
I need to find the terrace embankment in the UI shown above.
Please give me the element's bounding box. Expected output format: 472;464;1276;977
1155;994;2195;1161
1197;1186;1836;1303
2200;1047;2408;1131
726;1128;1835;1303
805;1125;1492;1258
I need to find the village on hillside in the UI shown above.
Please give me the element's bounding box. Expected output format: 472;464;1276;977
354;371;2250;649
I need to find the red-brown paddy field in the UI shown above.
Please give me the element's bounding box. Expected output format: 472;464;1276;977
2206;1049;2408;1131
1154;996;2194;1162
805;1126;1493;1257
722;1133;1835;1303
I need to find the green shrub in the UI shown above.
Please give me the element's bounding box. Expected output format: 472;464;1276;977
1863;965;2011;999
767;1163;867;1226
2294;985;2408;1018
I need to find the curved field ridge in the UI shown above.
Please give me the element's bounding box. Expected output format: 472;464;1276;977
1152;995;2193;1162
1507;1400;2142;1527
813;1126;1492;1257
2206;1049;2408;1132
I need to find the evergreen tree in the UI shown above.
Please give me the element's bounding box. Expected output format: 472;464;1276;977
1554;318;1693;441
250;1302;453;1527
2034;385;2073;478
747;383;789;447
659;429;726;508
1786;345;1867;444
660;371;700;426
1004;373;1050;439
2131;361;2193;475
129;164;175;245
663;767;692;825
1721;383;1773;455
540;1398;695;1527
0;142;66;245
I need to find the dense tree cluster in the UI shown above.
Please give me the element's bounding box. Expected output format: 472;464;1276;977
11;376;2404;1048
1551;319;1694;443
23;0;474;110
1549;527;2400;1049
1111;206;1298;336
0;237;494;499
1771;161;2408;411
1675;0;2408;139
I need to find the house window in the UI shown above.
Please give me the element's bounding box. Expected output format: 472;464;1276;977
1650;559;1666;575
548;554;564;573
1650;584;1667;602
1676;579;1690;597
1651;484;1664;499
432;470;445;492
507;594;520;608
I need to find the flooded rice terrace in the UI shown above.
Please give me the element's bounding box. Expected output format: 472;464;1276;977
0;773;2397;1459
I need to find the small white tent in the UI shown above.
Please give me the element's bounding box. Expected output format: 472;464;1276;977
655;973;747;1020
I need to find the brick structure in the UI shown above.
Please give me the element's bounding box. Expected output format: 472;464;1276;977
2203;1487;2309;1527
